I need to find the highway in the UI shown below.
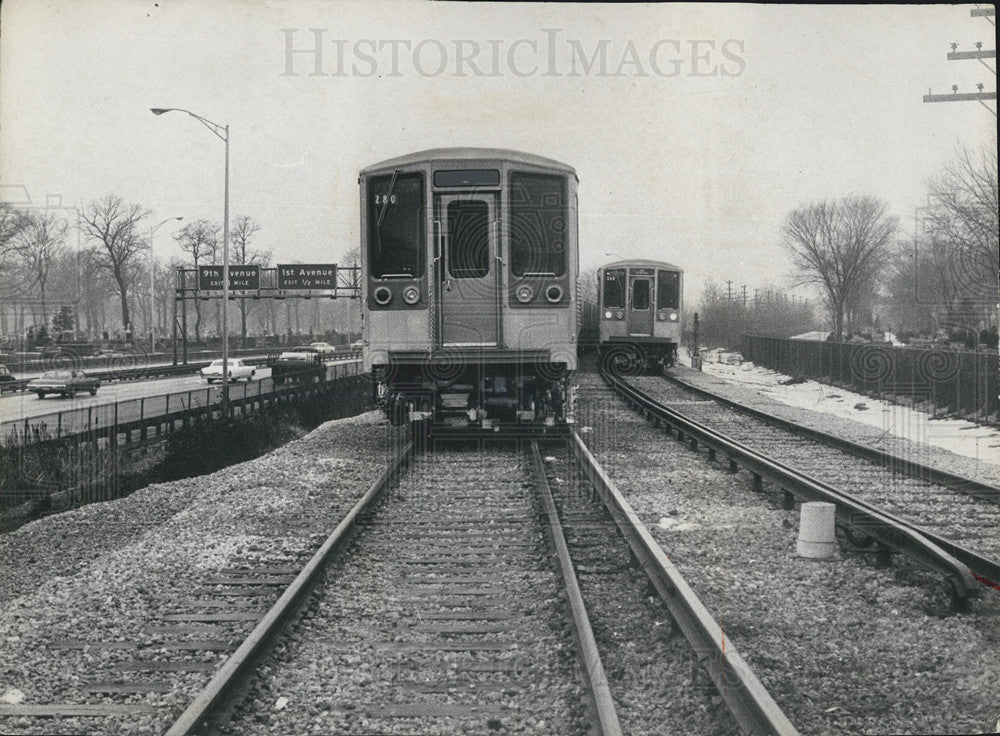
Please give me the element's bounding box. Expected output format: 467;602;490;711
0;359;361;433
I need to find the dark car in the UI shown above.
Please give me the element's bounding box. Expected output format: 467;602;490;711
27;369;100;398
0;365;15;383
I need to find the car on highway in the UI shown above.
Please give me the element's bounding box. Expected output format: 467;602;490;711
28;369;100;398
0;365;15;383
278;345;321;362
309;341;337;355
200;358;257;383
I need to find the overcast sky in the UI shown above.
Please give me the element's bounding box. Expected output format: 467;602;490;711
1;1;995;306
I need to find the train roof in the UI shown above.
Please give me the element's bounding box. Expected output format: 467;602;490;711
600;259;684;273
361;148;576;176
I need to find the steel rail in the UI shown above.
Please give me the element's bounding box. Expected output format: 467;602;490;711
530;441;623;736
622;374;1000;590
663;371;1000;505
163;440;413;736
605;372;982;601
568;431;800;736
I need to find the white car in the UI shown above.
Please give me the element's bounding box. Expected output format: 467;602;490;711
278;345;321;362
309;341;337;355
201;358;256;383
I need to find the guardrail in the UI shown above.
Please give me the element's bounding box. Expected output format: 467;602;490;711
740;336;999;421
0;346;273;377
2;359;364;447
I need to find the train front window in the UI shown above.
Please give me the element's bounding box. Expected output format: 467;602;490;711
447;200;489;278
603;269;625;308
509;173;567;277
657;270;680;309
368;172;424;279
633;279;650;310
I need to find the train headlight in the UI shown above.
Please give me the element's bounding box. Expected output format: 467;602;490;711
668;311;679;321
515;284;534;303
402;286;420;304
373;286;392;305
545;285;563;303
615;309;624;320
604;310;613;319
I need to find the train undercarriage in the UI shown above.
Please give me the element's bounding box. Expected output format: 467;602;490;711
373;360;575;429
599;339;678;376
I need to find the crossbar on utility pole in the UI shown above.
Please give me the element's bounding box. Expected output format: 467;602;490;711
947;49;996;60
923;91;997;102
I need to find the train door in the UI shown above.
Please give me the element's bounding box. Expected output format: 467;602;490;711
628;272;654;336
436;193;499;346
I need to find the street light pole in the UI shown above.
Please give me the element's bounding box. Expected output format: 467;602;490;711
149;216;184;355
151;107;231;406
222;123;230;407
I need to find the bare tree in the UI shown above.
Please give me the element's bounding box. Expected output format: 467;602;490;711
229;215;268;344
782;196;897;340
11;211;68;328
174;220;219;341
924;138;999;326
0;203;29;252
79;195;151;334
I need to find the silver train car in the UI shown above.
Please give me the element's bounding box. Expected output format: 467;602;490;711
597;259;683;374
360;148;579;426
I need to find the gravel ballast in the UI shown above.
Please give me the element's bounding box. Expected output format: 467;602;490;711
576;371;1000;736
0;411;402;736
222;448;587;736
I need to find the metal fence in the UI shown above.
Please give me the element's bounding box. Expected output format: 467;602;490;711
3;360;364;446
740;336;999;422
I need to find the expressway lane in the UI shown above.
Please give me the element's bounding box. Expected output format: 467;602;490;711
0;369;272;426
1;359;361;438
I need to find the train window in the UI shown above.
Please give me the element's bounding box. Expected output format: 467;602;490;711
632;279;650;310
657;270;680;309
447;200;490;278
602;269;625;308
509;173;566;277
368;172;425;279
434;169;500;187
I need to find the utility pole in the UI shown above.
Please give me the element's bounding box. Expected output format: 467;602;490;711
923;7;996;116
726;280;733;301
741;284;748;307
692;312;702;371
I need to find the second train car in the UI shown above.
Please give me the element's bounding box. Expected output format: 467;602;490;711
360;148;579;427
597;259;683;375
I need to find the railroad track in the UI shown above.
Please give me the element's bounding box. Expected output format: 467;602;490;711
0;429;799;735
603;368;1000;603
206;436;796;735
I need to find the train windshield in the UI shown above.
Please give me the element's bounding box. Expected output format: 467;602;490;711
509;173;567;277
657;270;680;309
602;268;625;308
368;172;425;279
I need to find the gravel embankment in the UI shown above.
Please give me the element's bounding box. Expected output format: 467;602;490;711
0;411;403;736
576;371;1000;736
222;448;586;735
670;365;1000;487
628;375;1000;562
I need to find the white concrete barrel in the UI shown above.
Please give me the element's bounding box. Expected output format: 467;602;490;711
796;501;836;559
